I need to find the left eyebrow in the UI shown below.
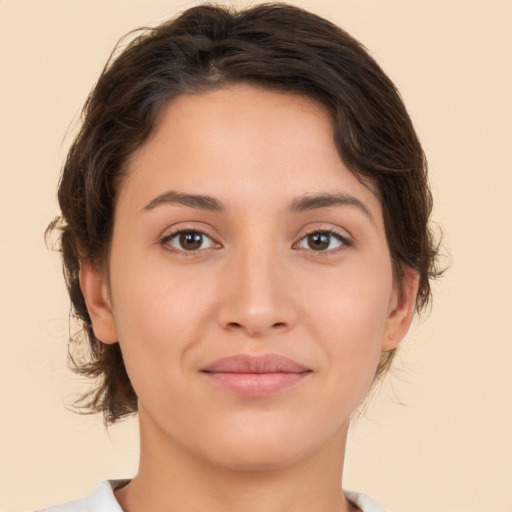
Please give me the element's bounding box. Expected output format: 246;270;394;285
288;193;374;224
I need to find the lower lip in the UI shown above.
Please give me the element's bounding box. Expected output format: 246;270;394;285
202;372;310;397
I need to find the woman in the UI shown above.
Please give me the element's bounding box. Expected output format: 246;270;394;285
41;3;439;511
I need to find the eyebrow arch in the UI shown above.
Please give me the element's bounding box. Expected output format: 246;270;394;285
143;191;225;212
289;193;374;223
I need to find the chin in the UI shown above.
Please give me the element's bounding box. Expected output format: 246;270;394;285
197;422;327;472
206;444;304;472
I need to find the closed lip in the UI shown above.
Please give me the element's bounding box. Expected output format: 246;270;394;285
201;354;311;374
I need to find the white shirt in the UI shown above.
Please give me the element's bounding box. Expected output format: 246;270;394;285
37;480;387;512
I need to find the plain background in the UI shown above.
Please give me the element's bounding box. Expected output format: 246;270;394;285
1;1;511;511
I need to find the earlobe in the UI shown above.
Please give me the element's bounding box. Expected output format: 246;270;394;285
382;269;420;352
79;261;118;344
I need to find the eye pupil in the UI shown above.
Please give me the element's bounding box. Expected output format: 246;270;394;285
179;231;203;250
308;232;330;250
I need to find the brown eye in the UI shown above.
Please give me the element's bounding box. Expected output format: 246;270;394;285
296;231;345;252
307;233;330;250
164;230;215;251
179;232;203;250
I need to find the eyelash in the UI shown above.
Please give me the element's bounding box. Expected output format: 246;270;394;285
160;228;220;255
159;228;351;255
294;229;351;255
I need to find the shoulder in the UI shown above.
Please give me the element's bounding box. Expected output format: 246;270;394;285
36;480;129;512
36;483;394;512
35;500;88;512
345;489;393;512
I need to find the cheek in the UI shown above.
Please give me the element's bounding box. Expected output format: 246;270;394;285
301;258;394;342
301;261;394;388
110;242;214;330
310;305;387;421
106;250;238;404
107;254;211;382
107;274;206;424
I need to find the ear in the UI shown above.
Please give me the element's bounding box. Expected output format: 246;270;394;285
79;261;118;344
382;268;420;351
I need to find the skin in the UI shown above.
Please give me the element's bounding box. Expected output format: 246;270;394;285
81;84;418;512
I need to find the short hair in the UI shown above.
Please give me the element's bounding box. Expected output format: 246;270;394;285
48;2;441;424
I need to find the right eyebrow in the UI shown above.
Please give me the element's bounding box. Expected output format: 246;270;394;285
143;191;225;212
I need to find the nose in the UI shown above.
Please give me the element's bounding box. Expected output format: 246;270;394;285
216;245;297;338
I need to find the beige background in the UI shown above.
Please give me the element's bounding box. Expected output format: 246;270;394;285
1;1;511;511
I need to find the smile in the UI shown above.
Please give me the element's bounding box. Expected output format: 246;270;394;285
200;354;312;397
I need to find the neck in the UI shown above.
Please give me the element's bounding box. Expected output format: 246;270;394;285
115;412;356;512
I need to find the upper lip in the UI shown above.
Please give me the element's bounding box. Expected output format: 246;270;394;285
201;354;311;374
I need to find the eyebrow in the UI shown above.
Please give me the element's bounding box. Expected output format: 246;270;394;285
143;190;373;223
143;191;225;212
289;193;374;223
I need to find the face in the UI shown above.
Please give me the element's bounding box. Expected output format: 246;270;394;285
82;84;416;470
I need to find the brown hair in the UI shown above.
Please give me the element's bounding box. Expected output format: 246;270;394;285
48;3;440;424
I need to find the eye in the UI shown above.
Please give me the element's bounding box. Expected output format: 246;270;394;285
162;230;217;252
296;230;346;252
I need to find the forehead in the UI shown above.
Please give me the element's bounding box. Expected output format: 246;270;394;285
120;84;382;220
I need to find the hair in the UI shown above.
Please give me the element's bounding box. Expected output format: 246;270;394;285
48;2;441;424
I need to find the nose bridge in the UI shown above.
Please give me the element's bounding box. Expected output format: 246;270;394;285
217;233;296;336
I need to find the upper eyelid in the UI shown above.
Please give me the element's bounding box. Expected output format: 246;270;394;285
295;225;352;242
296;230;348;244
162;229;219;243
300;228;346;238
159;223;219;240
162;229;213;241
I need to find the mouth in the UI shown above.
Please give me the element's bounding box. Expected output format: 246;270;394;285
200;354;312;397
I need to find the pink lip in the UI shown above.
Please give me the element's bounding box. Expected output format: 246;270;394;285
201;354;312;397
